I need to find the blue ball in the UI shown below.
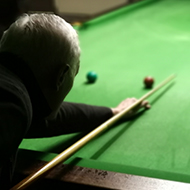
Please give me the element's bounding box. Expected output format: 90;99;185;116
86;71;97;83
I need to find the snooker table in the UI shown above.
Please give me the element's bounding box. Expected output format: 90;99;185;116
13;0;190;189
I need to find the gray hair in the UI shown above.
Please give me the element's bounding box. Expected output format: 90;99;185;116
0;13;80;74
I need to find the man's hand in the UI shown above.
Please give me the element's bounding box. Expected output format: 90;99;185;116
111;98;150;118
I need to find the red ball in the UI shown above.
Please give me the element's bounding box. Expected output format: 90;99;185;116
144;76;154;88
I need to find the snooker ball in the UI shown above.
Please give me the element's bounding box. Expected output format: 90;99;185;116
72;22;82;27
144;76;154;88
72;22;83;29
86;71;97;83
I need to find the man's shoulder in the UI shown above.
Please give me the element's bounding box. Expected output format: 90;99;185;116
0;64;28;96
0;64;32;119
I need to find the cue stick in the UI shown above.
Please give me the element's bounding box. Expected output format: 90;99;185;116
11;74;175;190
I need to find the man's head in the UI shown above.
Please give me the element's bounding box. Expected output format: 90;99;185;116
0;13;81;118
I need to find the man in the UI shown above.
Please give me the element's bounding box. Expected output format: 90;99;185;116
0;13;149;189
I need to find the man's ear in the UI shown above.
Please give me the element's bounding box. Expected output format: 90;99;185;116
56;64;70;91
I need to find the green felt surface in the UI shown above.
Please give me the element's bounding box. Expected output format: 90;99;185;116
19;0;190;183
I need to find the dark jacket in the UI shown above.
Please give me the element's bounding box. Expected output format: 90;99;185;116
0;52;112;189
